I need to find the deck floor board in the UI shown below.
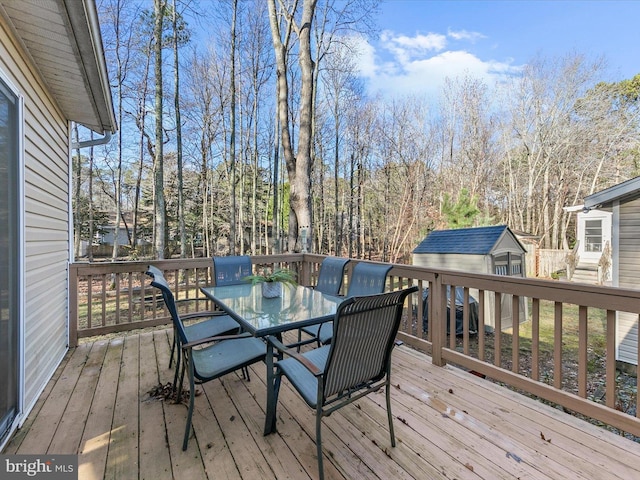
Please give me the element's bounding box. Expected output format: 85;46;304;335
5;328;640;480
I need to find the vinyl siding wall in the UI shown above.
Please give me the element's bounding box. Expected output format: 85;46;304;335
412;253;488;272
1;14;70;412
616;197;640;365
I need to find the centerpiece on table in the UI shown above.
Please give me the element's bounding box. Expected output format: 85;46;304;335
244;267;296;298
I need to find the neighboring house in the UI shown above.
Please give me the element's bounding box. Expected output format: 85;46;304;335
584;176;640;366
412;225;527;330
0;0;116;448
564;205;613;285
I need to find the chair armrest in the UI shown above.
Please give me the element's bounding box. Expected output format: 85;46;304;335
180;311;227;321
267;335;323;376
182;331;253;349
174;297;226;312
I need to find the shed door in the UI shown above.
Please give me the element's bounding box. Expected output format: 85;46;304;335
0;77;20;443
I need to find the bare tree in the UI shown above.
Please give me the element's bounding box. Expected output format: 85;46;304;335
268;0;317;252
172;0;186;257
153;0;166;258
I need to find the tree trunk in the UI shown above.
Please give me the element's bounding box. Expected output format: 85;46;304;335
173;0;186;258
229;0;238;254
268;0;317;253
153;0;165;259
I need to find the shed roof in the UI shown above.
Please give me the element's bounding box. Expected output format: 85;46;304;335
584;176;640;210
413;225;524;255
1;0;116;134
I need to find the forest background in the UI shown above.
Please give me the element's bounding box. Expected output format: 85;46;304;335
73;0;640;264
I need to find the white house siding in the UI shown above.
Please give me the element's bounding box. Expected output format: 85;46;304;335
1;16;70;411
616;198;640;365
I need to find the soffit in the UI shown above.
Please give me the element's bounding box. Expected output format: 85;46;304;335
1;0;116;134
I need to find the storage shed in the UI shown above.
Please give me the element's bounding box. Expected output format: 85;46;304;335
412;225;527;330
584;176;640;366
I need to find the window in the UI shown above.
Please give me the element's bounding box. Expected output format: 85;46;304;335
0;76;20;443
585;220;602;252
493;253;523;277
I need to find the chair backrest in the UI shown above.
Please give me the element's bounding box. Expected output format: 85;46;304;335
345;262;393;297
323;286;418;400
146;264;164;279
315;257;350;296
145;266;188;345
212;255;253;286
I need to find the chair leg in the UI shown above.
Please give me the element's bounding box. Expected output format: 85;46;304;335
176;354;187;403
169;331;177;368
386;381;396;447
173;349;182;390
297;329;303;352
182;355;195;451
265;369;283;435
316;409;324;480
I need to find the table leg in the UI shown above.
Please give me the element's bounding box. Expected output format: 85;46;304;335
264;340;277;435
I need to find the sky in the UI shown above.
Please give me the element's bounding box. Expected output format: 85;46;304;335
358;0;640;98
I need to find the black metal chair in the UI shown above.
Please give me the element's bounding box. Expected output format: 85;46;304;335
301;261;393;346
268;286;418;480
212;255;253;286
148;270;267;451
145;266;241;382
297;257;350;347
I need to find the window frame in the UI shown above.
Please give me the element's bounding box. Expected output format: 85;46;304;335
0;69;24;449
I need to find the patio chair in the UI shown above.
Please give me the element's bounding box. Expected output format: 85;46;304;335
145;266;241;381
212;255;253;286
345;262;393;297
268;286;418;480
314;256;351;296
301;261;393;346
148;270;267;451
297;257;350;348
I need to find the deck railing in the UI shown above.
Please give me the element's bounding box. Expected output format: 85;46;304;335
69;254;640;438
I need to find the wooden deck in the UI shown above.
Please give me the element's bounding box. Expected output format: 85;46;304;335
4;328;640;480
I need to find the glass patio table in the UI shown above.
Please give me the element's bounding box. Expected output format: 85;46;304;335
200;282;342;434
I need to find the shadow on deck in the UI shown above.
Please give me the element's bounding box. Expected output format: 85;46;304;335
4;328;640;479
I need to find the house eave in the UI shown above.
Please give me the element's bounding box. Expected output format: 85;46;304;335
584;176;640;210
0;0;116;134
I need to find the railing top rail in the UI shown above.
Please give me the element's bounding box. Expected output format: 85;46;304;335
437;268;640;311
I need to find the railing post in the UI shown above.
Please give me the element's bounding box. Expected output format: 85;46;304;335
431;273;446;367
299;254;312;287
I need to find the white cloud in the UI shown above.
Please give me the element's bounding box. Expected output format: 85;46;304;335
354;31;522;99
447;29;486;43
385;31;447;52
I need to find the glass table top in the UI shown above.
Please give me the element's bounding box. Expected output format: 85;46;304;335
200;283;342;336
